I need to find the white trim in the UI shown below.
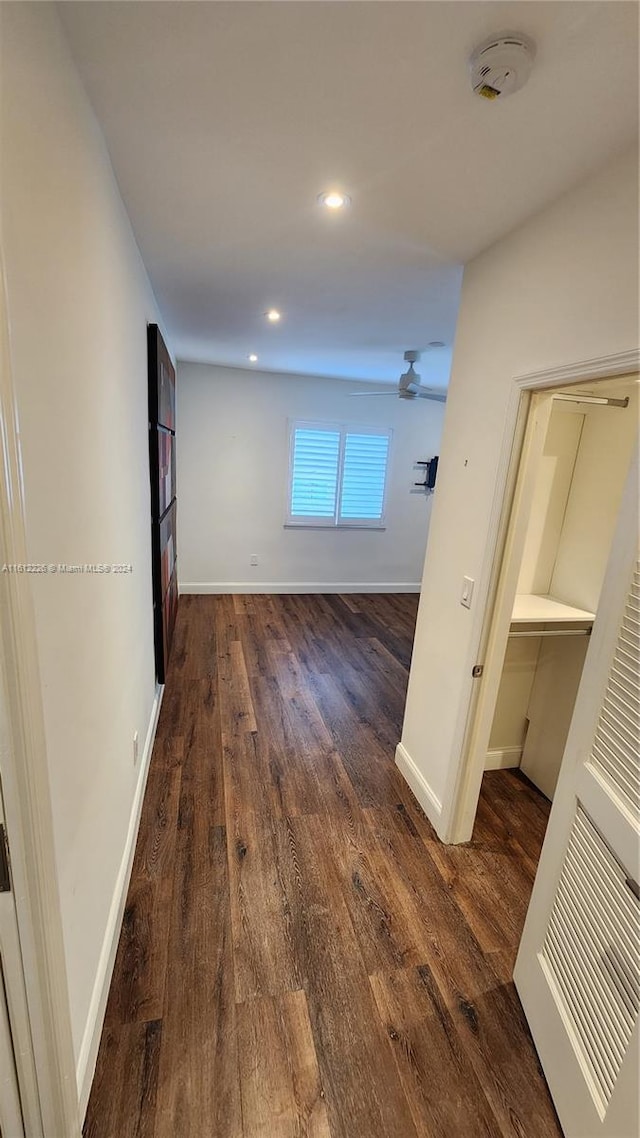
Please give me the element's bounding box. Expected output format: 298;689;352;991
485;746;522;771
0;964;24;1136
0;779;41;1136
284;524;387;531
395;742;443;830
516;349;640;389
179;582;421;595
76;683;164;1119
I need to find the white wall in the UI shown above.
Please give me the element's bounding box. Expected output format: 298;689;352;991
550;388;638;613
178;362;445;591
487;635;541;760
517;407;584;597
1;1;166;1104
399;148;639;833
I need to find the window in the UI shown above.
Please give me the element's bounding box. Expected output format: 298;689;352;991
287;421;391;527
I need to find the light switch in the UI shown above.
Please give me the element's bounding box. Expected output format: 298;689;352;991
461;576;474;609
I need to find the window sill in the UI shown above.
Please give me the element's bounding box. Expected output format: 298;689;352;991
284;523;387;531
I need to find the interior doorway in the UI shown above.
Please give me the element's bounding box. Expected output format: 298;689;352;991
454;371;638;850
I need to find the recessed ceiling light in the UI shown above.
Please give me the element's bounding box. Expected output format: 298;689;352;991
428;340;445;348
318;191;351;210
265;309;281;323
248;354;258;362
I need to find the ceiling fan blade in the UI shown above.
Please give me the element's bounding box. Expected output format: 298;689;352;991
416;390;447;403
348;390;398;397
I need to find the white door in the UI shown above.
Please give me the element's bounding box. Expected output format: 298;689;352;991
0;791;25;1138
514;448;639;1138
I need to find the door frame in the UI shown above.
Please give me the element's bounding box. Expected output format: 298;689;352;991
0;945;25;1137
0;773;41;1136
0;260;80;1134
440;348;640;845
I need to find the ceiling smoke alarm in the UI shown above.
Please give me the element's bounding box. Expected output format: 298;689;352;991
469;33;536;100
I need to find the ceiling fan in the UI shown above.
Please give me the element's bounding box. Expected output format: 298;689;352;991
349;350;447;403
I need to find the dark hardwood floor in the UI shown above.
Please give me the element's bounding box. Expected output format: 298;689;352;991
84;593;562;1138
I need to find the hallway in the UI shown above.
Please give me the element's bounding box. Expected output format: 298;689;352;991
84;593;562;1137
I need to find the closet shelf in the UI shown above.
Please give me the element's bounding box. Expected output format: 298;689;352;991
512;594;595;625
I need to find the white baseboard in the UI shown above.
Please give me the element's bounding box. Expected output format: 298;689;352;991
395;742;443;833
179;581;421;595
76;683;164;1119
485;746;522;771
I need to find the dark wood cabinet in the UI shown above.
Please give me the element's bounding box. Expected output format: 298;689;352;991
148;324;177;682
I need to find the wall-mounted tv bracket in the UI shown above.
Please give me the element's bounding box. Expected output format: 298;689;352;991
415;456;439;492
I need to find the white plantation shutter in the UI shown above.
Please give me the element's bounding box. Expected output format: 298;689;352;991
540;806;640;1115
287;423;391;527
339;432;390;522
589;560;640;818
290;427;340;520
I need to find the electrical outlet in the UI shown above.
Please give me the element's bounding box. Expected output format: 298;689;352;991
133;731;139;765
250;554;258;566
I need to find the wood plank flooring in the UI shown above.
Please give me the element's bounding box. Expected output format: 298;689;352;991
84;593;562;1138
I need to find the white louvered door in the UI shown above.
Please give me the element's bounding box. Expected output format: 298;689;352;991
514;446;639;1138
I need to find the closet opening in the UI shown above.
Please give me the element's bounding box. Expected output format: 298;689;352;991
460;372;638;855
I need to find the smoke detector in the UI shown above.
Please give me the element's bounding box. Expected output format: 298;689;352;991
469;33;536;100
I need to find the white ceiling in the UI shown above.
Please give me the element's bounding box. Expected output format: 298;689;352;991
60;1;638;386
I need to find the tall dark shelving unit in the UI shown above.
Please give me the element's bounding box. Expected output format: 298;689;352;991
148;324;177;683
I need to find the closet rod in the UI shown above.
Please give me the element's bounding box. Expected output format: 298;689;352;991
509;628;591;638
554;393;629;408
